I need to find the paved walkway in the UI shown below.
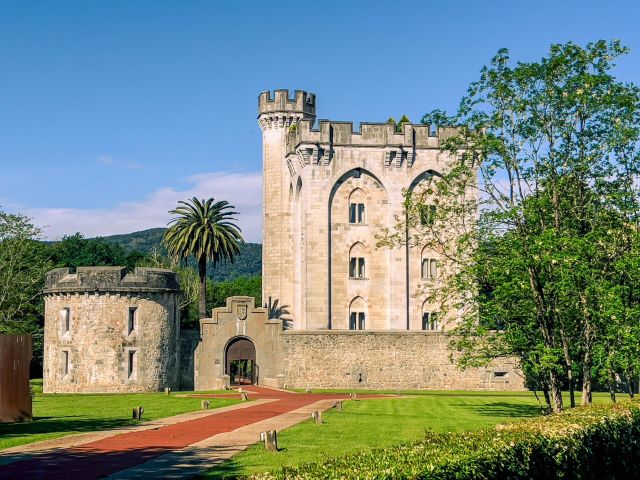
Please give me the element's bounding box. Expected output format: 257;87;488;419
0;387;378;479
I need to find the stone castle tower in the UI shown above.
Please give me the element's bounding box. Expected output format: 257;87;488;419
258;90;463;331
43;267;181;393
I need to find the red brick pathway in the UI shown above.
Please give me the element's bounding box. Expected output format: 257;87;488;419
0;387;372;479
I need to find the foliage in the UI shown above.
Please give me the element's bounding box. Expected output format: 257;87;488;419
396;114;411;132
379;40;640;412
163;197;244;318
249;401;640;480
0;210;52;356
49;232;145;270
100;228;262;281
206;390;542;479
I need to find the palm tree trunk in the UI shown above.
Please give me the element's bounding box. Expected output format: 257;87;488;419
198;254;207;319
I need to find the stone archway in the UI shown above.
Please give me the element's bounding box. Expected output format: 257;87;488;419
225;337;257;385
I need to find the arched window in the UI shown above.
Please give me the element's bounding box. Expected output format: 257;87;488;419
418;204;436;226
349;242;366;279
349;297;366;330
421;247;438;281
422;301;439;331
348;188;366;224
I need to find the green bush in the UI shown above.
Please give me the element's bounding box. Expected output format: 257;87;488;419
250;401;640;479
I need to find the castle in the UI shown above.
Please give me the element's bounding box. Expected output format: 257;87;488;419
42;90;522;393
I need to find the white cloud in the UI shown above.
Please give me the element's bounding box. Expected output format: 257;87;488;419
98;154;142;170
26;171;263;242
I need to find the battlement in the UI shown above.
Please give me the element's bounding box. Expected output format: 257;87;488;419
43;267;180;294
258;89;316;118
286;118;458;155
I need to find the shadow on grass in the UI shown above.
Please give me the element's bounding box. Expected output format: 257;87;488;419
460;401;541;418
199;457;244;480
0;416;136;440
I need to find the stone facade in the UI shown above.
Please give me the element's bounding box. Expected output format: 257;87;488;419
41;89;524;393
258;89;466;331
281;332;520;390
43;267;181;393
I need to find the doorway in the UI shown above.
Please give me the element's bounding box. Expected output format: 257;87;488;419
225;337;257;385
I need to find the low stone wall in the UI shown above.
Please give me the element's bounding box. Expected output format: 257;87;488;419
179;329;199;391
281;331;524;391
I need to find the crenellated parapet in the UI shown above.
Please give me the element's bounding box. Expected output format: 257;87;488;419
258;89;316;131
284;117;459;174
44;267;180;295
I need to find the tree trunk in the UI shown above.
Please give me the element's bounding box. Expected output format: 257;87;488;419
625;370;635;400
542;383;552;414
548;371;564;413
559;328;575;408
581;354;593;406
198;254;207;320
609;369;617;403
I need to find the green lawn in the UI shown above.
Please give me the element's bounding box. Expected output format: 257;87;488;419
0;380;238;451
203;390;611;479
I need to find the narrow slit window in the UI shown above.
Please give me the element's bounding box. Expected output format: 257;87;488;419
357;203;365;223
358;312;366;330
128;350;137;379
358;258;365;278
62;350;69;375
349;203;357;223
349;312;357;330
61;308;70;333
128;307;137;335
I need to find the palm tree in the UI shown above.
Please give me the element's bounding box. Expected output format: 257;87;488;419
163;197;243;319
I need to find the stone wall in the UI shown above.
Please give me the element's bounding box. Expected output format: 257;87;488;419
179;329;199;391
43;267;181;393
281;331;523;391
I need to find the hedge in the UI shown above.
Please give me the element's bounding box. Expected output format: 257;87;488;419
249;401;640;479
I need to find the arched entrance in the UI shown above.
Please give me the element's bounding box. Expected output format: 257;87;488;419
225;337;257;385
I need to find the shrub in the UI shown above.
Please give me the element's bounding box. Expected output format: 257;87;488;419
249;401;640;479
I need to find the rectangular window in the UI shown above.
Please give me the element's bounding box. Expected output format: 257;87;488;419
422;312;439;330
358;258;365;278
422;259;438;280
349;258;357;278
422;312;430;330
62;350;69;375
349;312;357;330
349;203;365;224
128;307;137;335
358;312;365;330
61;308;70;333
128;350;137;379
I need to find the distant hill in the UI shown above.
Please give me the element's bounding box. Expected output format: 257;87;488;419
100;228;262;282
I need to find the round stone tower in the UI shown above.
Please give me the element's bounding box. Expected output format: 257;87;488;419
258;90;316;314
42;266;181;393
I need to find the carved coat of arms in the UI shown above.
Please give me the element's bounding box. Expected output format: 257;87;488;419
237;304;248;321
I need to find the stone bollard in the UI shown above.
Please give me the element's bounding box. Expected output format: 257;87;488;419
165;387;171;395
311;411;322;424
333;401;343;412
201;400;210;410
350;393;357;400
262;430;278;451
132;406;144;420
240;392;249;401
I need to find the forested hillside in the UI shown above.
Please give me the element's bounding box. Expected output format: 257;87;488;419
100;228;262;281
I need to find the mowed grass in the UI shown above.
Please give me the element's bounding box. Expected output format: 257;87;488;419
0;380;238;451
204;390;612;479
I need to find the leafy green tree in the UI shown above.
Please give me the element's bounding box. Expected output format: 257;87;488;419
50;233;144;269
380;40;640;413
0;209;52;356
163;197;244;319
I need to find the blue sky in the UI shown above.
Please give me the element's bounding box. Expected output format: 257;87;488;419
1;0;639;241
